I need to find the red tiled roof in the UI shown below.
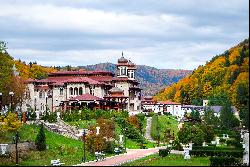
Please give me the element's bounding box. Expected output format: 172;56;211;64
65;77;102;85
159;100;181;105
48;70;114;76
104;95;129;98
69;94;104;101
90;76;114;82
34;85;49;90
25;78;37;83
112;77;139;84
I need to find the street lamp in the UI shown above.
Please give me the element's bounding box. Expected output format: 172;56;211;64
81;126;100;163
0;92;2;113
13;131;20;166
45;95;48;113
81;129;87;163
124;127;127;153
34;96;37;111
9;92;14;111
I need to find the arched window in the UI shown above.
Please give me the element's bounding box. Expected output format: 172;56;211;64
60;88;63;95
74;87;78;95
79;87;83;95
70;87;73;95
39;91;43;98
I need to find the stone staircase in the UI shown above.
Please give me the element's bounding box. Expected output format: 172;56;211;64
42;119;80;140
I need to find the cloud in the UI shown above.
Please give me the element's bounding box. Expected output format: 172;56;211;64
0;0;248;70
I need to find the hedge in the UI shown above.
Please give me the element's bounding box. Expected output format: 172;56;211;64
192;146;244;151
209;157;242;166
190;150;243;158
226;140;243;148
159;148;170;157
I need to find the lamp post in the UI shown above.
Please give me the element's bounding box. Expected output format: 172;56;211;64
0;92;2;114
9;91;14;111
82;129;87;163
45;95;48;113
34;96;37;111
156;113;160;147
13;131;20;166
81;126;100;163
124;127;127;153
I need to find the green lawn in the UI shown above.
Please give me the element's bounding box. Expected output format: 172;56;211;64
66;119;97;129
151;115;179;141
0;124;95;166
122;153;210;166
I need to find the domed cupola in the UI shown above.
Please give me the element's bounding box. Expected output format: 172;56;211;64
118;52;128;63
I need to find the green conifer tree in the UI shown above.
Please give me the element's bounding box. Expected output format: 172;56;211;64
35;123;46;151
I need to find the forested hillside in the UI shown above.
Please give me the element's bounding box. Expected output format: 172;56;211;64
81;63;191;96
154;39;249;127
0;42;57;106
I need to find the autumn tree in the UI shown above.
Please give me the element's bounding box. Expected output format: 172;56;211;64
0;112;22;132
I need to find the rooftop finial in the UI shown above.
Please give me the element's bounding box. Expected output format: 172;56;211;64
122;51;124;57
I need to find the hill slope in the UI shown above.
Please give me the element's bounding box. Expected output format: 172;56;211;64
154;39;249;110
80;63;192;96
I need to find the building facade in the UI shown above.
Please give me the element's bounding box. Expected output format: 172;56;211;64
22;54;142;114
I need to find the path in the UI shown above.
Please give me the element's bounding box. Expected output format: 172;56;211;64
145;117;154;142
243;132;249;165
75;147;183;166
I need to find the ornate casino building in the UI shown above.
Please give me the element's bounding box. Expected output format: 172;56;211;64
23;54;142;114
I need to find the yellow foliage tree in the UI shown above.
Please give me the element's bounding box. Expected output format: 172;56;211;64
0;112;22;132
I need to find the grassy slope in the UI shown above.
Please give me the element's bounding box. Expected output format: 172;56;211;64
0;124;95;166
151;115;179;141
67;119;97;129
122;153;210;166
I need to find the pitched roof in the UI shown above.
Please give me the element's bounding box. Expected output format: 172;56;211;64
208;106;237;113
65;77;102;85
159;100;181;105
69;94;104;101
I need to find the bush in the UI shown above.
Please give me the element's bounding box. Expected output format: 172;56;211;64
209;157;242;166
35;124;46;151
172;139;184;151
226;139;243;148
192;146;244;151
159;148;170;157
147;112;155;117
47;112;57;123
219;138;226;143
136;113;145;123
104;140;115;154
190;150;243;158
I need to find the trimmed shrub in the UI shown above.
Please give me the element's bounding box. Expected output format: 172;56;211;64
219;138;226;143
209;157;242;166
159;148;170;157
35;124;46;151
172;139;184;151
147;112;155;117
190;150;243;158
47;112;57;123
226;140;243;148
192;146;244;151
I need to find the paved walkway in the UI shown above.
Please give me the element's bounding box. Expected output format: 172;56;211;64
145;117;154;142
75;147;183;166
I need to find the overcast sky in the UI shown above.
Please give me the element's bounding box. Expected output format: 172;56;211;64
0;0;249;70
